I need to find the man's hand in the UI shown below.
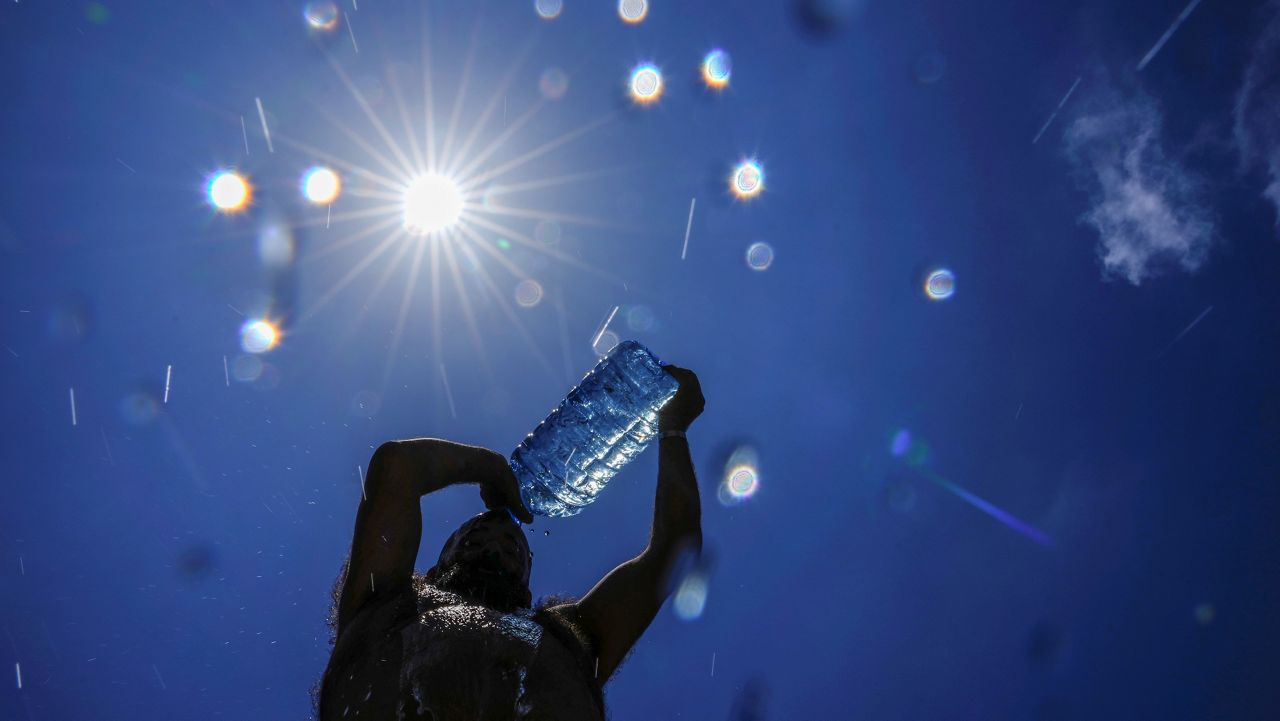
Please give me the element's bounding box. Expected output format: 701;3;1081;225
466;447;535;524
658;365;704;433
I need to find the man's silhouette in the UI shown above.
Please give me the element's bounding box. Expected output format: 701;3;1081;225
316;366;704;720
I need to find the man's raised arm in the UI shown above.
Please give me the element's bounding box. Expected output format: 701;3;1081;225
335;439;531;635
565;366;705;684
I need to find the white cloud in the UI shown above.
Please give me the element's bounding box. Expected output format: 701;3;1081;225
1064;90;1214;285
1234;2;1280;231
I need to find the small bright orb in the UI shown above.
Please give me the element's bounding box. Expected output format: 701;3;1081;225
303;1;340;31
702;49;732;89
727;465;759;498
731;160;764;199
746;241;774;271
403;174;464;235
629;64;663;104
515;279;544;308
539;67;569;100
672;572;708;621
618;0;648;23
302;167;341;205
240;319;279;354
924;268;956;300
534;0;563;20
208;171;250;212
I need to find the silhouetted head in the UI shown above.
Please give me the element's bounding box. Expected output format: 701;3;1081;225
424;510;533;611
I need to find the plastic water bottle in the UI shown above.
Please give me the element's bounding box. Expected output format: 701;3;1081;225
510;340;680;517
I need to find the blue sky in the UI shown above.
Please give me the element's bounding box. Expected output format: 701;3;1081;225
1;0;1278;719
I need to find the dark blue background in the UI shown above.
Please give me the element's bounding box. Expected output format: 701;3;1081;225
2;1;1278;719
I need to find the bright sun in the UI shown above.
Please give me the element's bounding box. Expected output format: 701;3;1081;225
403;173;464;235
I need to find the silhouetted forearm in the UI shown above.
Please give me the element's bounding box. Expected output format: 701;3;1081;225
647;436;702;563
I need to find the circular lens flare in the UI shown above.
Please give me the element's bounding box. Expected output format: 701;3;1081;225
534;0;563;19
403;174;464;235
702;49;732;89
629;64;663;104
731;160;764;199
515;279;544;308
746;242;774;271
240;319;279;354
302;167;341;205
208;171;250;212
303;1;339;31
924;268;956;300
618;0;648;23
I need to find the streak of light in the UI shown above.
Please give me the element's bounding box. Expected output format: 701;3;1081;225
1031;76;1081;145
254;97;275;153
1156;305;1213;358
240;115;250;155
163;364;172;404
14;662;20;690
920;468;1052;546
17;557;23;576
5;346;17;357
439;15;483;175
345;11;359;53
116;158;136;173
152;664;166;691
1138;0;1204;71
591;306;620;350
711;652;716;677
358;465;366;500
379;239;428;386
327;202;332;228
441;240;494;381
370;573;376;592
223;355;230;387
439;363;458;419
69;387;77;426
1015;402;1023;421
681;197;696;260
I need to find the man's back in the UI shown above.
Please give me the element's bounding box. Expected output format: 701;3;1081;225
321;581;603;721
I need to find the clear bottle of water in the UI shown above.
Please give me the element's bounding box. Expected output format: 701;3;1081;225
510;340;680;517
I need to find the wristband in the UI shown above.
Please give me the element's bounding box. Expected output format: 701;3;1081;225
659;429;686;440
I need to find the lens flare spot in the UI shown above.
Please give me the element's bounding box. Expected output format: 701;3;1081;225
534;0;563;19
208;171;250;212
403;174;464;235
534;220;562;246
746;241;774;271
231;354;264;383
727;466;758;497
673;572;708;621
515;279;544;308
257;220;295;268
702;49;732;88
924;268;956;300
890;429;911;457
593;329;621;356
618;0;648;23
629;64;663;104
240;319;279;354
718;445;761;505
539;67;570;99
303;1;339;31
731;160;764;199
626;304;655;332
302;166;341;205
